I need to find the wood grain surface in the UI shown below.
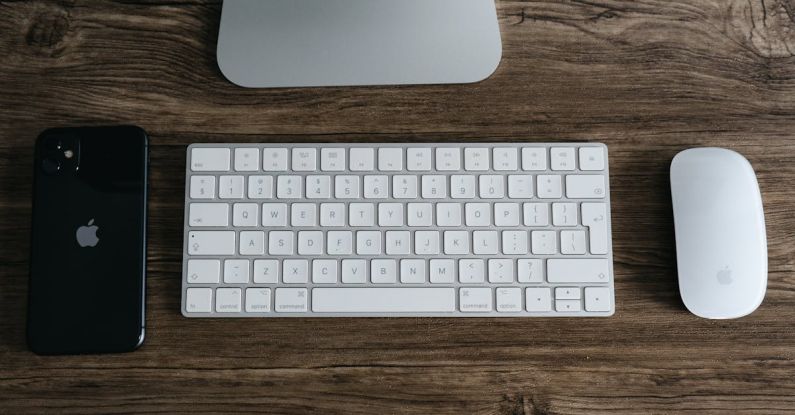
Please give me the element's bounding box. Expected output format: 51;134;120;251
2;0;795;413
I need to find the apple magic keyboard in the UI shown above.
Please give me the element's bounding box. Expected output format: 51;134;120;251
182;143;614;317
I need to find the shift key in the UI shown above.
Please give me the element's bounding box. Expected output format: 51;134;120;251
188;231;236;255
547;259;610;283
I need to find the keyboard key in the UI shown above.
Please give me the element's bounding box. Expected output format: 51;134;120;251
253;260;279;283
525;288;552;312
451;175;476;199
465;203;491;226
371;259;397;283
522;147;547;171
552;203;578;227
312;288;455;313
282;259;309;283
291;203;317;227
378;203;404;227
356;231;382;255
385;231;411;255
582;203;609;254
550;147;576;171
187;260;221;284
378;148;403;171
495;203;521;227
306;176;332;199
189;203;229;227
502;230;528;255
219;175;244;199
269;231;295;255
190;176;216;199
350;148;375;171
429;259;455;283
321;148;346;171
224;259;249;283
297;231;323;255
185;288;213;313
234;148;260;171
274;288;308;313
436;203;462;227
517;259;544;283
443;231;469;255
459;287;492;312
364;176;389;199
579;147;605;171
342;259;368;283
262;203;288;226
479;175;505;199
188;231;235;256
248;176;273;199
488;259;513;283
277;176;303;199
292;148;317;171
400;259;426;283
547;259;610;283
415;231;440;255
508;175;533;199
531;231;557;255
216;288;242;313
320;203;346;227
240;231;265;255
436;148;461;171
493;148;518;171
335;176;361;199
556;299;582;312
233;203;259;227
245;288;272;313
496;287;522;312
555;287;581;300
464;148;489;171
537;175;562;199
349;203;375;227
393;175;418;199
191;148;230;171
408;203;433;227
585;287;612;312
560;230;587;255
566;175;607;199
421;175;447;199
459;259;485;283
473;231;498;255
523;203;550;226
263;148;288;171
313;259;338;284
327;231;353;255
406;148;432;171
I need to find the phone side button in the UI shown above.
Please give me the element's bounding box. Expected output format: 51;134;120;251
185;288;213;313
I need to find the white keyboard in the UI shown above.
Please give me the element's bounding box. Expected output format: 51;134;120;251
181;143;615;317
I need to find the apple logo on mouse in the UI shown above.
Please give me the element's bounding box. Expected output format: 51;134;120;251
716;266;733;285
76;219;100;247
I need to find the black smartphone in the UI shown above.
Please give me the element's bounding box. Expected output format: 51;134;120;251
27;126;148;355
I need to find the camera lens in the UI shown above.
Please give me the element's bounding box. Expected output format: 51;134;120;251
41;158;61;174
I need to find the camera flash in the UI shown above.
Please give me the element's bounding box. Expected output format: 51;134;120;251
64;150;74;159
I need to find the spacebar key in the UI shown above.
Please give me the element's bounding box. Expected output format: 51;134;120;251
312;288;456;313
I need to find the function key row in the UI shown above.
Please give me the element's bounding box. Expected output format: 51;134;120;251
190;146;606;173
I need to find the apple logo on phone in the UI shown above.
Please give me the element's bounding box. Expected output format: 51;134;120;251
76;219;100;247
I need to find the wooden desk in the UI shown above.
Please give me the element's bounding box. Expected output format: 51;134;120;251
2;1;794;413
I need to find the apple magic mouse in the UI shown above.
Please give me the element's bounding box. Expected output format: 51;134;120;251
670;147;767;319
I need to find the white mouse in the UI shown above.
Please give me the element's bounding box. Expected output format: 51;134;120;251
670;148;767;319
